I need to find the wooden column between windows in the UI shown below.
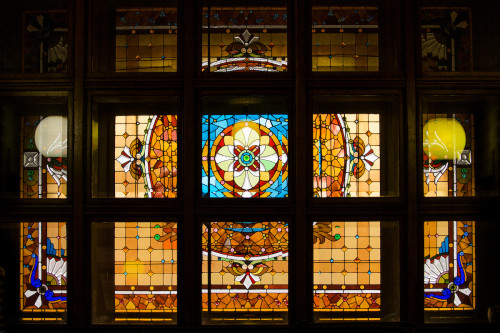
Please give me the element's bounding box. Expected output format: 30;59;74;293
179;0;200;327
293;0;309;327
69;0;86;327
404;0;420;328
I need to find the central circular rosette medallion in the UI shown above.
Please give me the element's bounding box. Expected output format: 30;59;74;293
239;150;255;166
211;121;288;197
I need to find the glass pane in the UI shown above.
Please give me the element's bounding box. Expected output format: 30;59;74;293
115;8;177;72
91;97;178;198
92;222;177;324
421;3;500;73
202;95;288;198
421;8;472;73
313;220;399;322
21;115;68;198
202;114;288;198
313;221;380;320
423;114;474;197
312;6;379;72
313;113;381;197
24;11;69;74
424;221;475;313
115;115;178;198
0;1;69;74
21;222;67;322
202;4;288;72
313;96;399;197
0;96;68;199
202;221;288;324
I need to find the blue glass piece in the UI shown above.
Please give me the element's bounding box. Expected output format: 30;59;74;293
33;279;42;288
224;227;267;233
214;120;228;128
425;288;451;300
439;236;449;254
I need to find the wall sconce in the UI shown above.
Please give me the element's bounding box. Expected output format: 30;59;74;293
34;116;68;157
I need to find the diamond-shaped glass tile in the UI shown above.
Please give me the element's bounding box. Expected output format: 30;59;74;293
123;180;129;186
147;270;154;276
123;247;129;252
354;257;361;263
457;150;472;166
219;270;225;276
341;245;348;252
341;269;348;276
366;130;372;137
148;246;154;253
366;178;372;185
270;269;276;276
134;258;141;264
366;245;372;252
24;152;39;168
123;132;129;139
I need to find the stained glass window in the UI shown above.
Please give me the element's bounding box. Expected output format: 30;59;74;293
21;222;67;321
312;6;379;72
423;114;474;197
202;114;288;198
424;221;475;310
21;115;68;199
202;221;288;323
202;5;287;72
23;11;69;73
115;115;178;198
421;8;472;72
115;8;177;72
313;221;381;321
114;222;177;322
313;113;380;197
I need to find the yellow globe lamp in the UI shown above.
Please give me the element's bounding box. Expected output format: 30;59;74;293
423;117;466;160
